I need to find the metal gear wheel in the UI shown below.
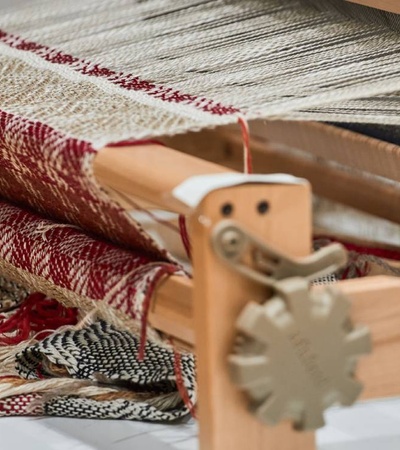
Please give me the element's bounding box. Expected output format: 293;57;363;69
229;277;371;431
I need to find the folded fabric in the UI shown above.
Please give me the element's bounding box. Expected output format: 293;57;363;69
0;199;182;339
25;320;195;420
0;320;195;421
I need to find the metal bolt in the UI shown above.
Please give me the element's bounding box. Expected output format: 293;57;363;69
220;229;243;257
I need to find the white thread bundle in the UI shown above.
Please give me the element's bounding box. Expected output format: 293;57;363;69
1;0;400;145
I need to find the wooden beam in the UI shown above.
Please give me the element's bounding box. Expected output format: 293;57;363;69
94;144;230;215
162;123;400;222
341;276;400;400
172;128;400;224
190;183;314;450
247;137;400;224
149;274;194;346
347;0;400;14
163;121;400;184
94;141;400;398
151;272;400;402
249;121;400;185
95;123;400;223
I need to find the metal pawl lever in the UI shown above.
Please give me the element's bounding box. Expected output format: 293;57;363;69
211;220;347;286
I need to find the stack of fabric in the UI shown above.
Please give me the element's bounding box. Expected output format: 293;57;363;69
0;203;196;420
0;0;400;423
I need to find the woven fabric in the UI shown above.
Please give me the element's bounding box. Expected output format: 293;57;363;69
0;0;400;280
0;199;181;337
2;0;400;427
0;392;42;417
0;110;170;259
13;320;196;421
1;0;400;143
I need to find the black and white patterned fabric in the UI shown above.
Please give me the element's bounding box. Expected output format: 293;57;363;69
15;321;196;421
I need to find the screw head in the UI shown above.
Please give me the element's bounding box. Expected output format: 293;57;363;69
220;229;243;257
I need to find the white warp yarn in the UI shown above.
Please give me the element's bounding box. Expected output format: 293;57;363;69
1;0;400;143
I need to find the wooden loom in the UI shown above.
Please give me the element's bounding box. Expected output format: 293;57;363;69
0;0;398;445
92;3;400;449
93;116;400;450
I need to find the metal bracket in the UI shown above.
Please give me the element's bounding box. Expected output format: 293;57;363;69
211;220;347;286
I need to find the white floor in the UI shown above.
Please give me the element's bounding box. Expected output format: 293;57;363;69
2;397;400;449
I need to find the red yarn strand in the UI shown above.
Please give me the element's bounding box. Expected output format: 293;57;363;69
170;338;197;419
238;116;253;174
179;214;192;260
0;293;78;345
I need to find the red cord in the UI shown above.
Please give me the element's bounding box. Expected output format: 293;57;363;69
315;235;400;261
179;214;192;260
170;338;197;419
238;116;253;174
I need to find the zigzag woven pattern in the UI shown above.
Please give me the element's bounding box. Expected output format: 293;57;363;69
0;110;169;259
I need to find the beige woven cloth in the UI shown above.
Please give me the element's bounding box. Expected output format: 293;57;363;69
1;0;400;147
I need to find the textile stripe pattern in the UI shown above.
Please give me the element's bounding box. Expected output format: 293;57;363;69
0;0;201;423
0;321;195;421
2;0;400;138
0;110;170;259
0;198;193;421
0;389;42;417
2;0;400;425
0;200;182;337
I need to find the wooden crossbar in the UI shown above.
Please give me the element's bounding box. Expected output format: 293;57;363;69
150;274;400;401
347;0;400;14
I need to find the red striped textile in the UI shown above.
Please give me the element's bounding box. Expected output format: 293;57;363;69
0;109;169;260
0;29;237;116
0;200;179;323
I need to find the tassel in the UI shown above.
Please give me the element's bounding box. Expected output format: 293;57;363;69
0;293;78;345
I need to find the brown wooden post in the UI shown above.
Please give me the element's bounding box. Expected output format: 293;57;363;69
190;182;315;450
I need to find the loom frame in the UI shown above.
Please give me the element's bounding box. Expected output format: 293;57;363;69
94;125;400;450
